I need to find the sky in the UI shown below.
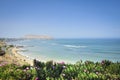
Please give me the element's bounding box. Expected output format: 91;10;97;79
0;0;120;38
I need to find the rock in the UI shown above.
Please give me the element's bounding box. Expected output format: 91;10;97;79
0;50;5;56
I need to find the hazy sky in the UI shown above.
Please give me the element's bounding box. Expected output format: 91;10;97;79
0;0;120;38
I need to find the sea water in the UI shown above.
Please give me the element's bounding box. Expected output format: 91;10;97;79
9;39;120;63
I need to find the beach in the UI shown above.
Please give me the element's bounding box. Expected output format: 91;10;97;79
0;41;33;66
11;47;33;66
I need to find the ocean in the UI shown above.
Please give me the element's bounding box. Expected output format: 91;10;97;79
9;39;120;63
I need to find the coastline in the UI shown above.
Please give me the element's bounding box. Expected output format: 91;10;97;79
0;40;33;66
1;39;120;80
0;40;68;66
1;38;120;66
11;47;33;66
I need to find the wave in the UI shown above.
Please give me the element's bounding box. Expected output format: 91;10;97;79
18;48;28;52
63;45;87;48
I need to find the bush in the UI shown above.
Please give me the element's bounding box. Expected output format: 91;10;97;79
0;64;36;80
0;60;120;80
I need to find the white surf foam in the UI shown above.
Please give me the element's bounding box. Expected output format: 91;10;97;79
64;45;87;48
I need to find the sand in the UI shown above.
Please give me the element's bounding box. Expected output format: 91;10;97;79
0;45;33;66
11;47;34;66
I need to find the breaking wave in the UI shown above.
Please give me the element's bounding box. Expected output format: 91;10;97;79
63;45;87;48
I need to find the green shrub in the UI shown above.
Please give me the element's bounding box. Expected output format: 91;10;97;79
0;60;120;80
0;64;36;80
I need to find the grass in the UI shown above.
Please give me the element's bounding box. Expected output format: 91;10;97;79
0;60;120;80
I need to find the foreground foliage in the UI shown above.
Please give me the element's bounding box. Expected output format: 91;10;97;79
0;60;120;80
0;63;36;80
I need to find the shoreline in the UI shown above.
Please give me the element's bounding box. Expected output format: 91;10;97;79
11;47;34;66
1;40;120;66
0;39;34;66
13;47;74;65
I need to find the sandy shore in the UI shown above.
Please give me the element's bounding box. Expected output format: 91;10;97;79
12;47;34;66
0;44;34;66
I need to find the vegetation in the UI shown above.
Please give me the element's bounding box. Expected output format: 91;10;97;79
0;63;36;80
0;60;120;80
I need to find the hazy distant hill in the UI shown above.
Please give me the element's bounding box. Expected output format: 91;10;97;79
24;35;53;39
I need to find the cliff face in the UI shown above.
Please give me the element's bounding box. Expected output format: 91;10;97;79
24;35;53;39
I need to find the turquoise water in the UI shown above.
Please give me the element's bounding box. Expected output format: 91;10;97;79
10;39;120;63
